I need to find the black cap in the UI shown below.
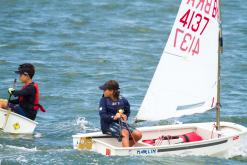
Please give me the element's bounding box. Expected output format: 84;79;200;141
15;63;35;78
99;80;120;90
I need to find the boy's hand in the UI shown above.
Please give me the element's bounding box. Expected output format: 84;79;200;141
121;114;127;121
8;88;15;95
113;113;121;120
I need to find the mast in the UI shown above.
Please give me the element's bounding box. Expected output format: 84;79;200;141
216;0;223;130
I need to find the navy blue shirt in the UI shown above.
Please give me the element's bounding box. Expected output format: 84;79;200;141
99;96;130;133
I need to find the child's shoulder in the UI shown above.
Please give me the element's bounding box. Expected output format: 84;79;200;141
100;96;109;103
28;82;36;87
23;82;36;90
119;96;128;102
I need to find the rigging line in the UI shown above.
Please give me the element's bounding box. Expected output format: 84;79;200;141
211;123;216;139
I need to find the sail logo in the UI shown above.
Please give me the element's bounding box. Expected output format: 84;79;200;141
186;0;218;19
13;123;20;130
136;149;157;155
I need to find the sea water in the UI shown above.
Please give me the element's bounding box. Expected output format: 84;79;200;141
0;0;247;164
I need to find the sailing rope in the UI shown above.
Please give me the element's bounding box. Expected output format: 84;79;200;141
166;135;171;144
155;136;163;146
124;121;136;145
211;123;216;139
155;135;172;146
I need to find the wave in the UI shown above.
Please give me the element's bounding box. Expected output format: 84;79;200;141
34;132;42;138
75;116;89;130
0;44;8;48
224;134;247;159
5;145;37;152
74;116;99;132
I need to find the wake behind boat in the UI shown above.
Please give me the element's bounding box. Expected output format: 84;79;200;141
72;0;247;157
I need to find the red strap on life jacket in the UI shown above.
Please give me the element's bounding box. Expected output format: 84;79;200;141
33;83;46;112
19;83;46;112
34;104;46;112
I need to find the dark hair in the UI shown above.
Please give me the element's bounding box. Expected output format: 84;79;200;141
99;80;120;91
18;63;35;78
100;80;120;99
106;80;120;99
113;89;120;100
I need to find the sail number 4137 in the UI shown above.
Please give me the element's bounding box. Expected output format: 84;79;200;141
173;8;211;55
180;9;209;35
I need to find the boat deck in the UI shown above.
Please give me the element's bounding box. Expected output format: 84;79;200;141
92;123;221;148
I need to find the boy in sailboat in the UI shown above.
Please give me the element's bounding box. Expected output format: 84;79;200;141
99;80;142;147
1;63;46;120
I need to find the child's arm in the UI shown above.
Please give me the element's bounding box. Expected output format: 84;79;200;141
12;85;35;97
9;99;19;104
99;97;114;122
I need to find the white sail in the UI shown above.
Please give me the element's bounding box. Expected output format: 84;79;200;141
136;0;220;121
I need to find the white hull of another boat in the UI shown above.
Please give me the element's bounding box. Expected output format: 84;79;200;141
72;122;247;157
0;108;37;134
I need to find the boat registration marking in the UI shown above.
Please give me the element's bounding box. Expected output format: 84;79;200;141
130;149;157;155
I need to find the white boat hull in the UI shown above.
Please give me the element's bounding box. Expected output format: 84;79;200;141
72;122;247;157
0;108;37;134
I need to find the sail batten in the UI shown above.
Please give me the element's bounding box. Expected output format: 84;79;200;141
136;0;220;121
164;51;187;58
176;102;205;111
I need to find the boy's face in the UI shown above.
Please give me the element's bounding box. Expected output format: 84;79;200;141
103;89;113;97
19;74;30;83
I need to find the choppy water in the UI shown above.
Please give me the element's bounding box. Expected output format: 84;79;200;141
0;0;247;164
